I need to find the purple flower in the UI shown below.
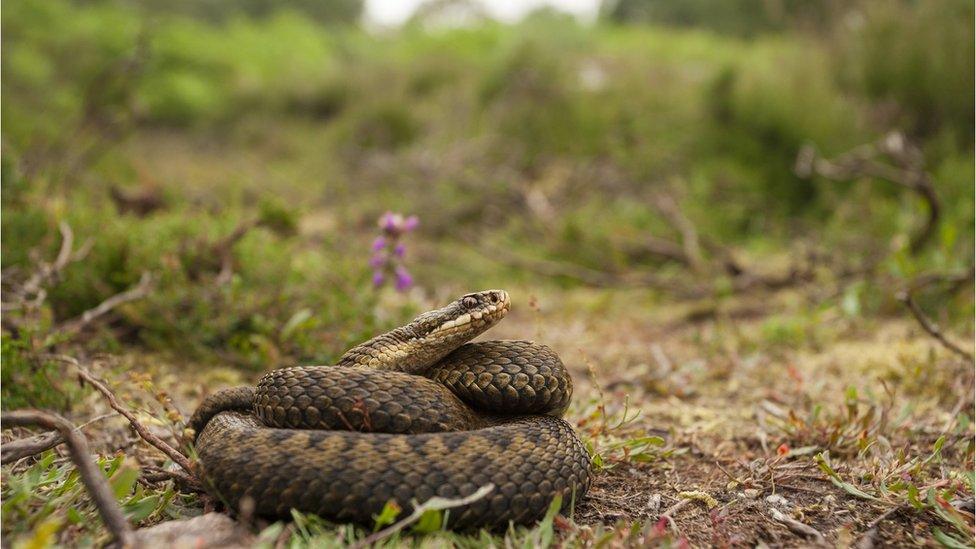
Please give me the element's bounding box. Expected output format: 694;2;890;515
403;215;419;232
379;212;402;234
394;266;413;291
369;211;419;292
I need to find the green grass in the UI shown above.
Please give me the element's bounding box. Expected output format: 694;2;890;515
2;451;198;547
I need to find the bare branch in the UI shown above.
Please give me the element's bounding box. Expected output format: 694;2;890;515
652;192;706;273
44;354;196;476
18;222;77;301
53;271;154;339
796;132;940;254
2;222;91;321
1;410;135;547
2;412;116;464
140;466;204;492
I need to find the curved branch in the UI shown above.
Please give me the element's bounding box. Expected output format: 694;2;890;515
897;268;975;363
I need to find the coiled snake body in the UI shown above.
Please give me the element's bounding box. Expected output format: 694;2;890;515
189;290;591;528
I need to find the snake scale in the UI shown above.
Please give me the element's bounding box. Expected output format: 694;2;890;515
189;290;592;528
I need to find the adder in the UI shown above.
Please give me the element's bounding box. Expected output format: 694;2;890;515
188;290;591;528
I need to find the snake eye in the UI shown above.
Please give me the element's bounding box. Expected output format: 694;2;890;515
462;296;478;309
488;293;498;303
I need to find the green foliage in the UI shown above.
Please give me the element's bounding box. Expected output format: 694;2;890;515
1;452;193;545
603;0;844;36
1;0;144;156
834;0;975;146
136;0;363;26
0;159;49;269
1;336;78;410
344;101;420;151
141;12;345;125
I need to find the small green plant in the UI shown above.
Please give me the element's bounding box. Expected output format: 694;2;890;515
815;435;975;545
766;386;893;456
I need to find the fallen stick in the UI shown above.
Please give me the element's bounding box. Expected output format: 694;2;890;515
1;431;62;464
140;466;204;492
2;410;135;548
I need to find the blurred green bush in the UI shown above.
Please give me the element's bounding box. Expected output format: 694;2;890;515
833;0;974;148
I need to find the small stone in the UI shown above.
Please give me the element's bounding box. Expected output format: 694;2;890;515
765;494;790;508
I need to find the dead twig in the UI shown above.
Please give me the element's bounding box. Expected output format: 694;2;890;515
109;184;166;217
652;191;706;274
44;354;195;476
1;410;135;547
53;271;154;340
2;222;92;315
22;221;76;298
140;466;204;492
657;498;692;533
768;507;826;544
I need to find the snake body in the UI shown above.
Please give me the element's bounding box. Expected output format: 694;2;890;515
190;290;591;528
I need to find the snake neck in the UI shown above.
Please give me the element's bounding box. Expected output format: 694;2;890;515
337;290;511;372
337;328;450;372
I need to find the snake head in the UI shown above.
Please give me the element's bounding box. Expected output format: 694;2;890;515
339;290;510;371
413;289;510;339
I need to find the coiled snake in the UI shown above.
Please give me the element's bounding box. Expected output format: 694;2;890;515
189;290;592;528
